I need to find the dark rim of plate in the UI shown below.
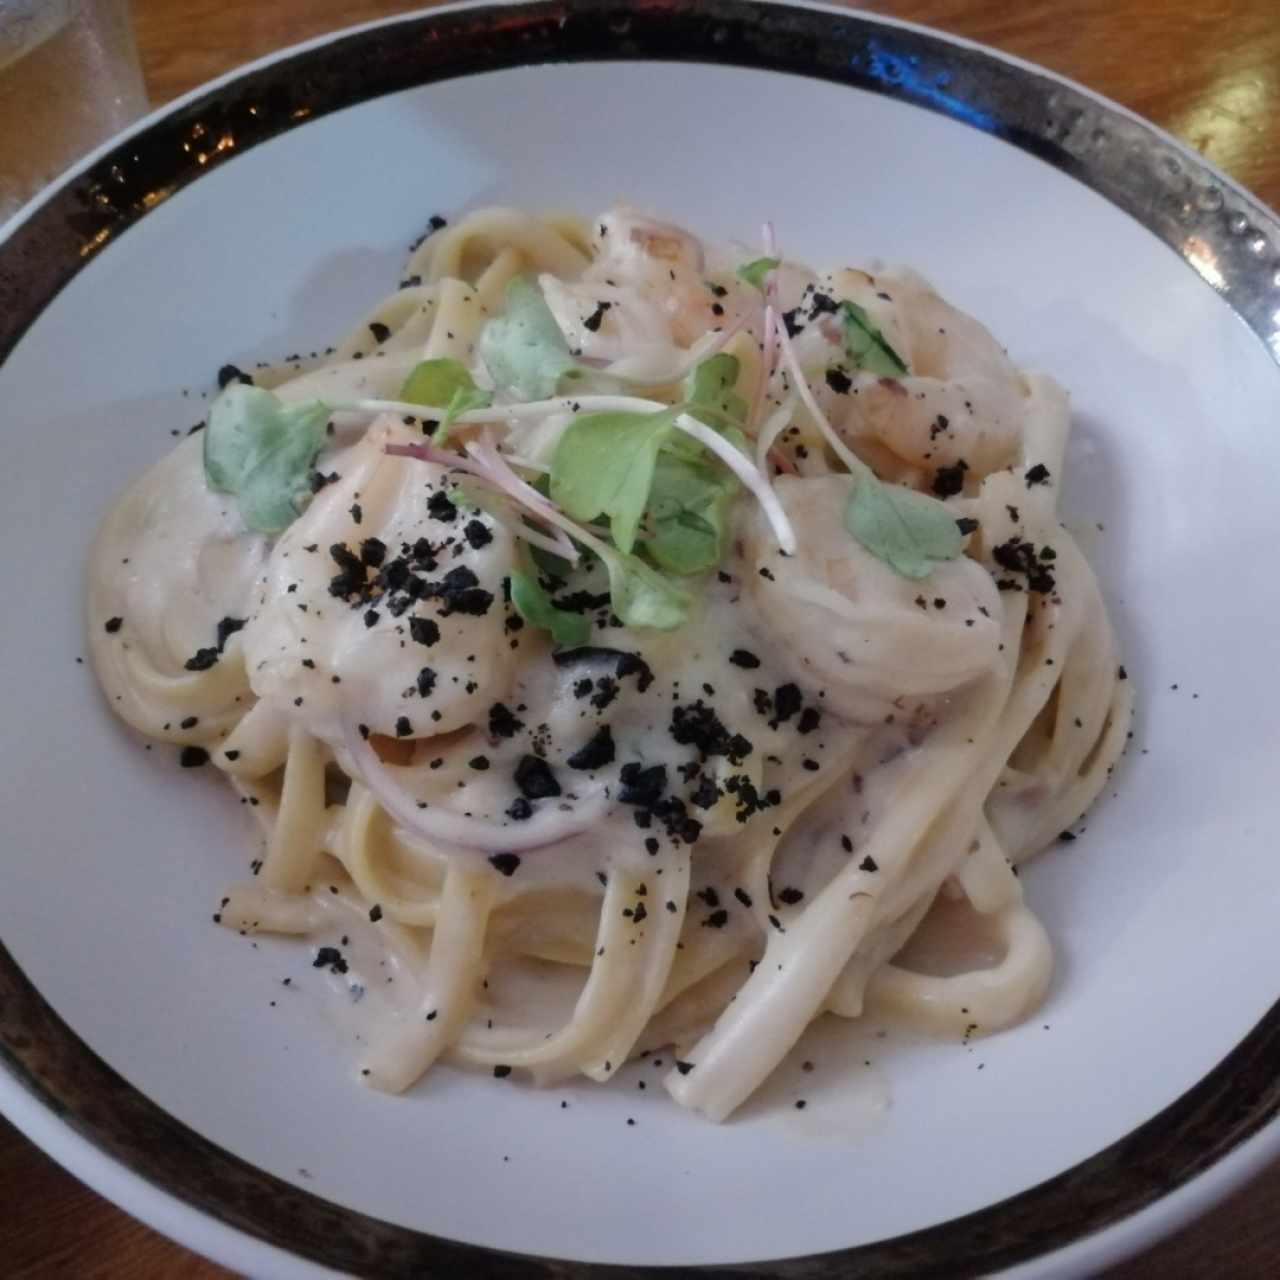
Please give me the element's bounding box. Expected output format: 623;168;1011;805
1;2;1278;1276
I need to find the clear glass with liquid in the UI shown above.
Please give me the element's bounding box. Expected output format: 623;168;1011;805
0;0;147;222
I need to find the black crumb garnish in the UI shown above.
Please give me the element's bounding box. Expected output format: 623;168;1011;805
618;761;667;808
464;518;493;550
184;647;220;672
469;755;490;771
493;1064;512;1079
771;682;802;726
104;616;123;634
216;363;253;389
368;321;391;344
416;667;437;698
514;755;561;799
427;489;457;523
690;775;721;809
729;648;761;669
506;796;534;821
1058;831;1077;843
1024;463;1051;487
409;616;441;647
675;1060;695;1075
931;459;969;498
702;909;729;929
395;715;413;738
489;853;522;876
349;502;363;525
408;214;447;252
488;702;524;739
313;946;348;975
567;725;615;771
734;887;753;908
778;886;804;905
991;537;1056;594
825;367;852;395
583;300;612;332
212;617;245;651
859;855;879;872
956;517;979;536
178;746;209;768
369;904;383;922
796;707;821;735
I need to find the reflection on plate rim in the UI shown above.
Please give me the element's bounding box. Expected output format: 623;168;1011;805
1;2;1278;1276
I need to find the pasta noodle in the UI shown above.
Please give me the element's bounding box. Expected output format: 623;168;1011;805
87;207;1130;1120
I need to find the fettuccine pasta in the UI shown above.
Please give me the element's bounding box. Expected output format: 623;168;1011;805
87;207;1130;1120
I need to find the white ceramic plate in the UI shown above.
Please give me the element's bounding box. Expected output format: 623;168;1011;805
2;3;1279;1275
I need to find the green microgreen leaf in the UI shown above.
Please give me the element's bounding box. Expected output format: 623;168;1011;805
595;543;692;630
400;358;492;441
839;300;909;377
645;453;738;575
737;256;780;290
843;473;962;579
203;384;330;534
681;353;747;429
509;567;590;648
478;276;583;400
549;408;678;554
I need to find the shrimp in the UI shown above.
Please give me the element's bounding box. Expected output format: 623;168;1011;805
541;208;759;382
817;267;1030;481
740;475;1004;723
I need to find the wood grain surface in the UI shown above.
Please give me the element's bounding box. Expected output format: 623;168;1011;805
3;0;1278;1275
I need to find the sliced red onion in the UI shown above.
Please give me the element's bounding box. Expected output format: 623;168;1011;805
341;718;609;855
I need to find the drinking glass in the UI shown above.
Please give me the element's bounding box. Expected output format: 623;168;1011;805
0;0;147;221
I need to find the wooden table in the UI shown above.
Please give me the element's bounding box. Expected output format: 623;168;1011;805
4;0;1278;1274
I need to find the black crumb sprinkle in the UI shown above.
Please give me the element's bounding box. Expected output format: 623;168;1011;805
427;489;457;523
931;459;969;498
514;755;561;799
825;367;852;394
104;616;123;634
567;725;615;771
217;363;253;389
184;647;220;672
313;946;348;975
369;904;383;922
178;746;209;768
489;853;521;876
1024;463;1051;487
493;1064;512;1079
464;518;493;550
410;616;441;647
488;702;524;738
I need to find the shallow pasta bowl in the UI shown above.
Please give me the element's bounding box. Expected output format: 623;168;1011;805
2;1;1280;1276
